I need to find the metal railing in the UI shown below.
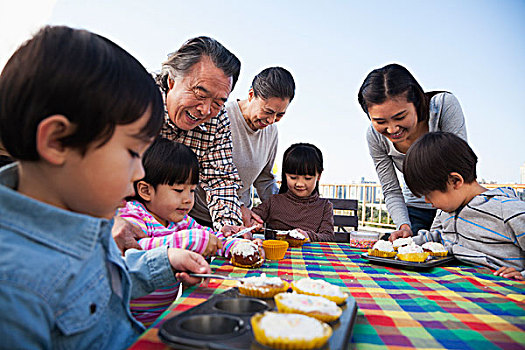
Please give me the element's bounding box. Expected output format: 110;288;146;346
319;182;525;230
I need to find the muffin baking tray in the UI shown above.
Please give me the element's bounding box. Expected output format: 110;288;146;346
158;287;358;350
362;252;455;270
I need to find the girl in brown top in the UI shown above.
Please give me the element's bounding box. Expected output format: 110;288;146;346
252;143;335;242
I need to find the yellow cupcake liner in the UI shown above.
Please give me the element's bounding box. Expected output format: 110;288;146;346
263;240;289;260
291;281;348;305
396;252;430;263
274;293;342;323
428;251;448;257
368;249;397;258
251;312;332;350
231;254;264;269
238;280;289;298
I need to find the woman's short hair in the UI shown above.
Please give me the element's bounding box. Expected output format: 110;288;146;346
0;25;164;160
279;143;324;194
251;67;295;102
157;36;241;94
403;132;477;197
132;137;199;203
358;63;431;123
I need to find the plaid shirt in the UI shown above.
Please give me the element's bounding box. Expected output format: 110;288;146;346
160;113;243;230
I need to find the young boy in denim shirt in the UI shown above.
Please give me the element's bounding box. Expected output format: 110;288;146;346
392;132;525;280
0;26;210;349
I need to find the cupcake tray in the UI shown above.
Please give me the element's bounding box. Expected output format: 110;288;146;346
158;287;358;350
362;252;455;270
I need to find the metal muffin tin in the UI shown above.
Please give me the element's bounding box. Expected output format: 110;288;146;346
158;287;358;350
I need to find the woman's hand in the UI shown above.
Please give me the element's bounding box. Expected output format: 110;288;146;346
202;233;223;257
388;224;413;242
494;266;524;280
111;216;147;255
167;248;211;286
240;205;263;227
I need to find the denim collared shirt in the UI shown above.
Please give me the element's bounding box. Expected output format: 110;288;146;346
0;163;177;349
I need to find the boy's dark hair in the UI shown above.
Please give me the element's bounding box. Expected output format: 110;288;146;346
157;36;241;94
403;132;478;197
279;143;324;194
0;26;164;160
358;63;443;123
251;67;295;102
132;137;199;204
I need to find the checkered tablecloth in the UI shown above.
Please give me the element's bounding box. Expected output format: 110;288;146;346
129;242;525;350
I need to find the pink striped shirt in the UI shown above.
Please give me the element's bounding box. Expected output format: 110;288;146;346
117;200;241;326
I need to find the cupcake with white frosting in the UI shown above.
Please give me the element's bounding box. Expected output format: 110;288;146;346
238;273;289;298
368;240;396;258
230;239;263;268
396;243;429;262
251;312;332;350
421;242;448;257
274;292;342;322
291;278;348;305
392;237;414;251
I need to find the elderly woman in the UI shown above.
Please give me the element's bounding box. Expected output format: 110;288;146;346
223;67;295;225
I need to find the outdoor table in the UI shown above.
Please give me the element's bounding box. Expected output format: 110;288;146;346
130;242;525;349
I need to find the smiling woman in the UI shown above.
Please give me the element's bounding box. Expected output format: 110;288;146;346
357;63;467;239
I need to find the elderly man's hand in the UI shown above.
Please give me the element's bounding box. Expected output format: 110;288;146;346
240;205;263;227
167;248;211;286
112;216;147;255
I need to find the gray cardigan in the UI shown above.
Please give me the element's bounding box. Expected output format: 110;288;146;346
366;92;467;229
413;187;525;278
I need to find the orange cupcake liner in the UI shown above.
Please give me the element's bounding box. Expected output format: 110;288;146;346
263;240;289;260
291;281;348;305
396;252;430;263
274;293;342;323
238;281;289;298
251;312;332;350
368;249;397;258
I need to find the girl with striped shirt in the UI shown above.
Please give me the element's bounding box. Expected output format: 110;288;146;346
118;138;246;326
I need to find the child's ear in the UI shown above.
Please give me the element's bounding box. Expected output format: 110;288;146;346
317;172;322;182
448;172;464;190
36;115;75;165
136;181;153;202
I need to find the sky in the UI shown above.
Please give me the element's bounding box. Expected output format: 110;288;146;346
1;0;524;184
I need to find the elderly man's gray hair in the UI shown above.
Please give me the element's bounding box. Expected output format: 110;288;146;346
157;36;241;94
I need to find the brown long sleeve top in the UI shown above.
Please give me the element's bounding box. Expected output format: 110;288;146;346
252;191;335;242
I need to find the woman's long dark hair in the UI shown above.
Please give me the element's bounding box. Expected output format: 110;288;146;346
358;63;444;123
279;143;324;194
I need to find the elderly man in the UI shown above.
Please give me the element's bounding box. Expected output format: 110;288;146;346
225;67;295;225
112;36;244;252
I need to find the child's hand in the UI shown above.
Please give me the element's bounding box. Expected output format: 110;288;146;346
167;248;211;286
295;228;310;242
388;225;413;242
203;234;223;257
493;266;524;280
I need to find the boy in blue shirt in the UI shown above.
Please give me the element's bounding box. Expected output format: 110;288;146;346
392;132;525;280
0;26;210;348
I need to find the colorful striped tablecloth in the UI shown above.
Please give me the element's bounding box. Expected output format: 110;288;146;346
129;242;525;350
